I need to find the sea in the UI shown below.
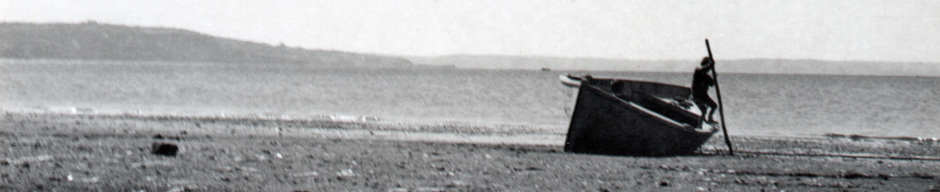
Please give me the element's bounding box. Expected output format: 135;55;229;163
2;60;938;138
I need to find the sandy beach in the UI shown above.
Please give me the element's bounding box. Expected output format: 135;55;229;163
2;111;939;191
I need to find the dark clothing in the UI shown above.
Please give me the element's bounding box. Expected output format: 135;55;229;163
691;68;714;98
692;62;717;122
693;92;717;110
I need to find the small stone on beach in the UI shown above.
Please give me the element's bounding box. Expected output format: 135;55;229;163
290;171;319;177
336;169;356;177
446;180;468;188
151;142;179;156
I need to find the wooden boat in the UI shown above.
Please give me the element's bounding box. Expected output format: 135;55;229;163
562;74;718;156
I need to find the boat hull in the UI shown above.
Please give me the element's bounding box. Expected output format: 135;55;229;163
564;77;717;156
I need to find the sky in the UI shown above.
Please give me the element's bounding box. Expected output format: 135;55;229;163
2;0;939;63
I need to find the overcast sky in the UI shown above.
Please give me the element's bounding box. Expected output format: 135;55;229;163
2;0;938;62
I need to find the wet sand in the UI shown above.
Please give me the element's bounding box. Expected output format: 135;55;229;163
2;112;939;191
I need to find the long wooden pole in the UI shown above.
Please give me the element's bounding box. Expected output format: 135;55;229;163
706;39;734;156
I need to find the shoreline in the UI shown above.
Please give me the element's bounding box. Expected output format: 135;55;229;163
2;111;940;190
5;109;939;142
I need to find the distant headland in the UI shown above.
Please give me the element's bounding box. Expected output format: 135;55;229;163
0;22;412;68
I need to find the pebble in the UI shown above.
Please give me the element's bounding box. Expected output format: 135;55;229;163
290;171;319;177
446;180;469;188
167;186;185;192
151;142;179;156
337;169;356;177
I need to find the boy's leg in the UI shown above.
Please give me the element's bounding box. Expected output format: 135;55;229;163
695;99;708;123
706;98;718;122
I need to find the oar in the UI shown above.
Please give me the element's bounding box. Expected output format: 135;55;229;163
706;39;734;156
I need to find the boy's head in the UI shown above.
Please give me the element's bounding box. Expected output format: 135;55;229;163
700;57;712;66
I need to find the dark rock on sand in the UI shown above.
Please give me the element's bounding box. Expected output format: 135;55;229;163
151;142;179;157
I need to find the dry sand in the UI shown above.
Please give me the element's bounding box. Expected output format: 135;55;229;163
2;112;939;191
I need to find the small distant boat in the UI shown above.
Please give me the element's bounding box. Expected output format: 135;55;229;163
561;74;718;156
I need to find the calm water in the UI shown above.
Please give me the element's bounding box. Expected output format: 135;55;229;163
2;60;938;138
